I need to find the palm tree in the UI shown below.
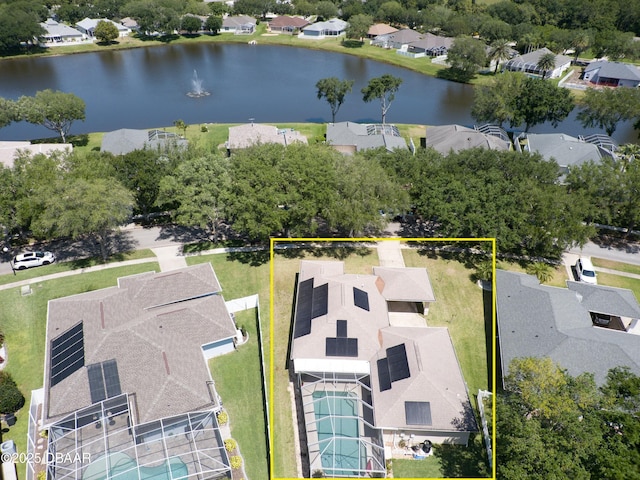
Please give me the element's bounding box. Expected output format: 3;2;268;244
571;31;590;64
526;262;554;284
489;39;512;74
537;52;556;79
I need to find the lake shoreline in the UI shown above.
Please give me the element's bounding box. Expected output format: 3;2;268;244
1;24;463;83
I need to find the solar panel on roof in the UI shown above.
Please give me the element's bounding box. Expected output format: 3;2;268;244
405;401;432;426
325;337;358;357
387;344;410;382
353;287;370;311
87;364;107;404
337;320;347;338
345;338;358;357
293;279;314;338
102;359;122;398
311;283;328;318
50;322;85;386
87;359;122;404
326;338;338;356
377;358;391;391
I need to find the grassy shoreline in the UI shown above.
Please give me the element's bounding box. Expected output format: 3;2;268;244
2;23;476;83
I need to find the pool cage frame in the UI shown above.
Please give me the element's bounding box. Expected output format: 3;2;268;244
298;372;386;478
45;394;231;480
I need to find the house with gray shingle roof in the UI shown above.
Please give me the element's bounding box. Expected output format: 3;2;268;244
496;270;640;386
76;17;130;38
326;121;408;154
425;124;512;154
583;60;640;87
371;28;423;49
515;132;614;176
39;19;88;46
101;128;188;155
503;47;572;79
221;15;256;34
290;260;475;477
299;18;347;39
34;264;239;480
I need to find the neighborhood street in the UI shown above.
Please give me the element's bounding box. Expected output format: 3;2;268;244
1;222;639;278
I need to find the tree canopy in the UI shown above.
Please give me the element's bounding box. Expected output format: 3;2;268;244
498;357;640;479
316;77;354;123
472;74;574;131
94;19;119;43
389;148;593;258
361;74;403;124
157;152;230;242
17;89;86;143
577;87;640;136
445;36;487;81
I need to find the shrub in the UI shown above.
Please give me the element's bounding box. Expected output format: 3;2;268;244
312;470;325;478
200;125;208;132
216;410;228;425
0;371;25;414
230;455;243;470
224;438;237;452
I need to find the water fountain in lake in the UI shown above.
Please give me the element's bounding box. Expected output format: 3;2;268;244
187;69;210;97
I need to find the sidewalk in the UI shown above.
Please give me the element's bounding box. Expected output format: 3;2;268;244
0;245;268;291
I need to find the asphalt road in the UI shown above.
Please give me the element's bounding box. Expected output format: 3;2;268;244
0;224;206;276
1;223;639;276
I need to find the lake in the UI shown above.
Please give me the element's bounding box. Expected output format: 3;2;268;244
0;43;637;143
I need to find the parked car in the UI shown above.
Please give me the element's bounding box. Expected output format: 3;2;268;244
575;257;597;284
12;251;56;270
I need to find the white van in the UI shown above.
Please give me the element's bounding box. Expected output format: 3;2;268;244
575;257;597;284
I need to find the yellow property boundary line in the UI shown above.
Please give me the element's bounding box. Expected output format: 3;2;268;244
269;237;497;480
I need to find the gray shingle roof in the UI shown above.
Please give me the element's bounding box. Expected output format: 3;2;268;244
326;122;407;153
585;61;640;82
45;264;236;423
524;133;603;167
506;47;572;70
496;270;640;385
101;129;188;155
425;124;511;154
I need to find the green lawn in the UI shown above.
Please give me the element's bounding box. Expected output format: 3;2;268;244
186;252;271;480
0;263;160;479
594;272;640;299
392;457;443;478
592;257;640;276
209;309;268;480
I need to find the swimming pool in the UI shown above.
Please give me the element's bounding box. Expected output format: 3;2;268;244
312;391;365;476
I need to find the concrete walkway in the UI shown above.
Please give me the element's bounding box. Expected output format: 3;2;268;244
377;240;405;267
151;245;187;271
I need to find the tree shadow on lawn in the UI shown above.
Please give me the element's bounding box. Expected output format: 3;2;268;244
227;249;270;267
434;433;490;478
